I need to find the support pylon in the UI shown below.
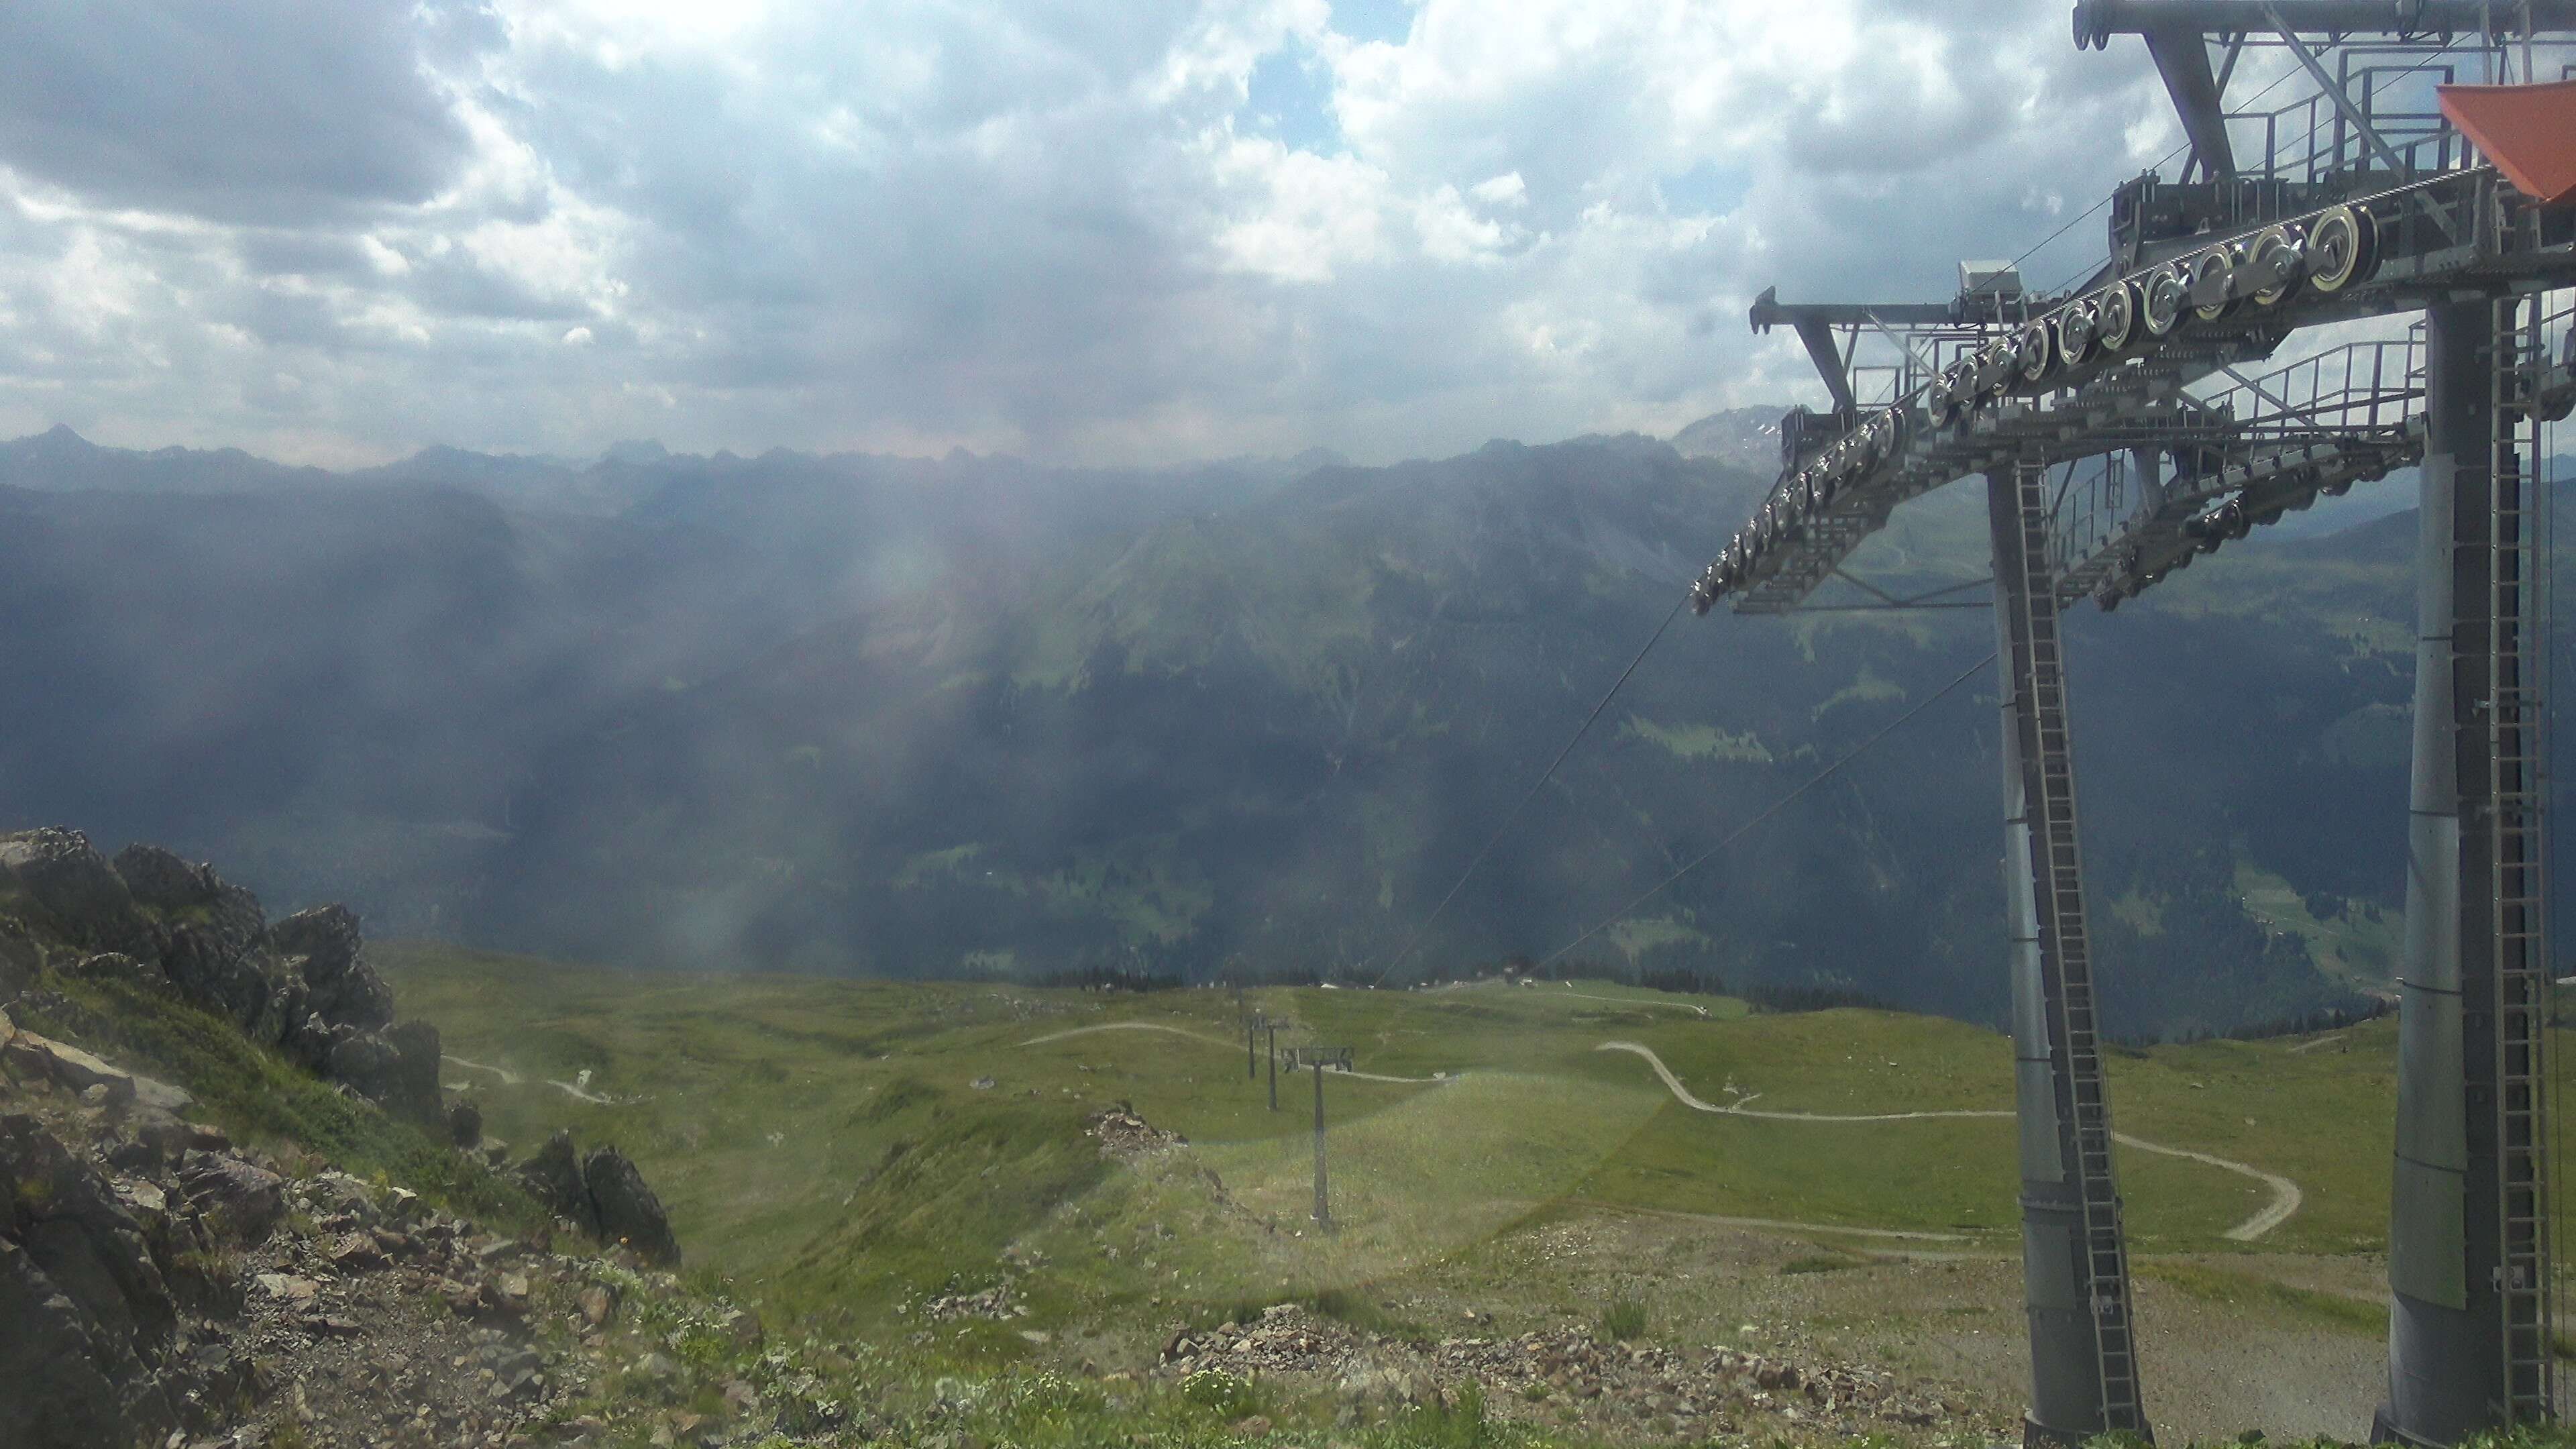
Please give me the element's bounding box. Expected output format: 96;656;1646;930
2379;295;2559;1444
1990;463;2149;1445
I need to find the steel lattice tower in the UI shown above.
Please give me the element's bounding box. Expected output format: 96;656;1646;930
1692;5;2576;1440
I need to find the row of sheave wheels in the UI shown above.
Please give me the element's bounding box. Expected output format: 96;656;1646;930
1697;406;1907;605
1928;203;2377;425
1694;200;2382;611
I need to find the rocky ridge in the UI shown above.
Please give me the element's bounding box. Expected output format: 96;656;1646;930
0;1059;563;1448
1;828;437;1124
0;826;690;1447
1159;1302;1968;1440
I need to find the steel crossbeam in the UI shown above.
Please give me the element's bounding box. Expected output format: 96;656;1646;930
1693;8;2576;1442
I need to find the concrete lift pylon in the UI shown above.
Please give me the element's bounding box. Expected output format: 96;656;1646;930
1697;3;2576;1442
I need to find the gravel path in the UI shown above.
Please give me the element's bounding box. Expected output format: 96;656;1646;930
1595;1040;2302;1242
1017;1021;1454;1083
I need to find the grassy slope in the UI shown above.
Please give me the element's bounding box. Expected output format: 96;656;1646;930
382;941;2522;1354
12;972;541;1230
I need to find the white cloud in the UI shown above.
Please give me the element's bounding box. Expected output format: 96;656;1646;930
0;0;2190;465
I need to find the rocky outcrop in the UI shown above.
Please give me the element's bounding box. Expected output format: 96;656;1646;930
518;1130;602;1238
0;1236;132;1449
0;918;43;1004
327;1020;443;1128
2;830;451;1126
3;828;688;1278
515;1131;679;1267
0;833;710;1447
584;1145;681;1268
176;1152;286;1246
0;828;160;960
1;1027;194;1114
271;905;394;1035
0;1048;645;1449
0;1112;179;1448
120;843;297;1047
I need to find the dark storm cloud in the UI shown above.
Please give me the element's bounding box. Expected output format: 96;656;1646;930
0;0;495;222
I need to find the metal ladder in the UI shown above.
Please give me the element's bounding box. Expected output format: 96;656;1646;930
2007;460;2149;1432
2487;293;2557;1423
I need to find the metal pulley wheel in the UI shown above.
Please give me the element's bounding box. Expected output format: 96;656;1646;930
1974;338;2017;395
2190;244;2241;323
2092;280;2139;353
2055;297;2097;367
2304;205;2377;294
2016;320;2056;384
2140;262;2189;338
2247;224;2306;307
1936;360;1975;422
1872;407;1902;456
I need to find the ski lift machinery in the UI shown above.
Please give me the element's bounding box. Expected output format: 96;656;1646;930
1695;3;2576;1444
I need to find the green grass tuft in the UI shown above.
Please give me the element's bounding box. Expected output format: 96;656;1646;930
1597;1296;1648;1342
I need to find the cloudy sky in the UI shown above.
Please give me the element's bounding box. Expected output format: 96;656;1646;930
0;0;2199;467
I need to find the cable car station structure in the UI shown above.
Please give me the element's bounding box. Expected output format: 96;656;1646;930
1692;4;2576;1442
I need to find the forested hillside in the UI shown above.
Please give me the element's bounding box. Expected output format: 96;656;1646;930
1;422;2534;1037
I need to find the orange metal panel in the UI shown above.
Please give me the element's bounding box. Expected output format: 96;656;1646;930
2438;81;2576;207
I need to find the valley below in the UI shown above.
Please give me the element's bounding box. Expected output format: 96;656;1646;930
388;941;2476;1444
7;423;2573;1446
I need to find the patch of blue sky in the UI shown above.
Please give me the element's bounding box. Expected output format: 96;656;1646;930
1242;42;1340;152
1658;160;1752;217
1330;0;1415;45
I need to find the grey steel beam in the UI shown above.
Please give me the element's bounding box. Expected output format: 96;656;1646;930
2077;0;2576;44
1794;319;1859;414
2141;25;2237;178
2264;9;2465;238
1749;288;1956;331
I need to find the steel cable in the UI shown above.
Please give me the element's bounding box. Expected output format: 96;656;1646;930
1368;592;1692;986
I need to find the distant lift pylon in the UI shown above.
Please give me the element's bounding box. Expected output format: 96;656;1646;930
1704;4;2576;1443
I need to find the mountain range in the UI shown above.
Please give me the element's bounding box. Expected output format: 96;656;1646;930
2;419;2542;1037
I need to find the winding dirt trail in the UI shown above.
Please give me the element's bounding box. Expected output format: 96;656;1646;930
1594;1041;2302;1243
444;1054;627;1105
441;1053;523;1086
1555;990;1711;1016
1018;1021;1455;1083
1005;1026;2298;1241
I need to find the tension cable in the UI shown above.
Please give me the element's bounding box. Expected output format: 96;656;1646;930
1370;592;1692;985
